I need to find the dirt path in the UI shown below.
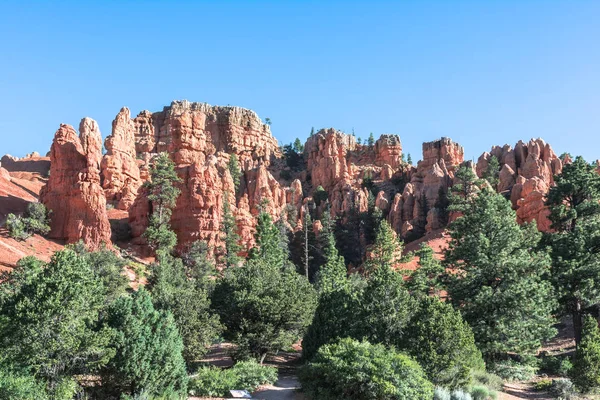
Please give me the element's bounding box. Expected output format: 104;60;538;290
252;374;305;400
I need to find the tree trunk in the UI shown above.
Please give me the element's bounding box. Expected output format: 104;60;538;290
260;352;267;365
304;222;309;279
573;300;583;347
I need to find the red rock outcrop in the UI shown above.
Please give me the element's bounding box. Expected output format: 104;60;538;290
476;138;563;231
375;135;402;169
388;138;463;238
40;120;112;249
101;107;142;210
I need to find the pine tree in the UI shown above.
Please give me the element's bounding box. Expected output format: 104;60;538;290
404;243;444;299
309;127;315;137
545;156;600;345
221;194;242;268
301;209;313;279
0;250;114;386
444;189;557;359
368;132;375;147
148;253;222;364
249;210;288;267
143;153;181;253
211;256;317;363
448;164;484;213
293;138;304;153
364;219;402;274
571;315;600;392
227;154;242;194
102;288;188;397
407;153;413;165
483;155;500;189
402;297;484;389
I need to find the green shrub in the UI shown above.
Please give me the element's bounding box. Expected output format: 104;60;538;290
550;378;576;400
571;315;600;392
231;361;277;391
402;297;484;388
299;338;433;400
434;387;451;400
313;186;328;206
489;359;537;381
470;385;491;400
5;203;50;241
0;369;48;400
471;371;503;391
189;361;277;397
534;379;553;391
540;355;572;377
450;389;472;400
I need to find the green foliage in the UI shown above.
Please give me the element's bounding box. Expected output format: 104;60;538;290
483;155;500;188
445;189;556;358
363;218;402;274
448;165;484;213
5;202;50;240
534;379;553;391
450;389;472;400
359;265;414;347
545;156;600;345
540;355;573;377
571;315;600;392
102;288;188;398
368;132;375;147
189;361;277;397
299;338;434;400
550;378;577;400
402;297;484;389
149;253;222;364
471;370;503;391
283;143;303;169
404;244;444;298
143;153;181;252
227;154;242;193
0;249;114;385
313;185;328;206
0;368;48;400
309;127;315;137
488;359;537;381
212;256;317;363
221;195;242;267
293;137;304;153
470;385;497;400
249;211;289;267
69;242;129;304
407;153;413;165
181;240;216;283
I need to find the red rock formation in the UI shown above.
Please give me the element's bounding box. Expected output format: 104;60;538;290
40;120;112;249
388;138;463;238
375;135;402;169
476;138;563;231
101;107;142;210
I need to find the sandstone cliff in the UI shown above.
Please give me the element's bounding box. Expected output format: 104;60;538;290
40;120;112;249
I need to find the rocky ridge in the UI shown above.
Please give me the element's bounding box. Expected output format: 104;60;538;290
4;100;574;259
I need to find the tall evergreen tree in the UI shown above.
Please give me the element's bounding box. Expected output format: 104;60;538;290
368;132;375;147
143;152;181;253
102;288;188;397
404;243;444;299
545;156;600;345
483;155;500;189
407;153;413;165
227;154;242;194
249;210;288;267
444;189;557;359
293;138;304;153
221;194;242;268
448;164;484;213
148;253;222;364
571;314;600;392
364;219;402;274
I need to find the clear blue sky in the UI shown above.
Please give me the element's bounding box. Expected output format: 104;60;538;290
1;1;599;163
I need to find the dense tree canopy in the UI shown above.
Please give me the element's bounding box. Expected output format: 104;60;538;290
445;189;557;358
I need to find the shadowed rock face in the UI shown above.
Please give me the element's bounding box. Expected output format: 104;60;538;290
40;120;111;249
